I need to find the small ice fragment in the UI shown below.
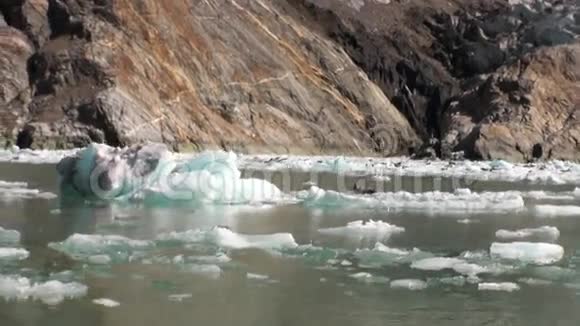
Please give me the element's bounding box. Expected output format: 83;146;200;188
340;260;353;266
452;262;489;276
411;257;465;271
457;219;479;224
466;275;482;284
157;227;298;250
495;226;560;241
518;278;553;286
319;278;327;283
88;255;112;265
0;227;21;244
478;282;520;292
172;255;184;264
438;276;466;287
390;279;427;290
49;234;153;262
0;248;29;261
93;298;120;307
188;264;222;279
533;205;580;217
490;242;564;265
318;220;405;240
350;272;373;280
247;273;269;280
168;293;193;302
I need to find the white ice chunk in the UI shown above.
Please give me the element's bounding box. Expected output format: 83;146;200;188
0;180;57;201
187;264;222;279
411;257;465;271
93;298;120;307
495;226;560;241
437;276;467;287
390;279;427;290
518;278;553;286
318;220;404;240
0;227;21;244
349;272;390;284
0;148;78;164
0;181;28;188
168;293;193;302
457;219;480;224
49;234;153;261
239;155;580;186
533;205;580;217
299;186;524;214
490;242;564;265
157;227;298;250
354;243;433;268
478;282;520;292
0;248;29;261
247;273;269;280
0;276;87;305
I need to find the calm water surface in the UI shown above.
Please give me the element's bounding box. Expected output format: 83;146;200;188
1;162;580;326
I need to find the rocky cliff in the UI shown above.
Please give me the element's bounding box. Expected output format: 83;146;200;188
1;0;579;161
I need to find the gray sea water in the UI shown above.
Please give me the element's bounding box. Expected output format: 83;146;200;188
1;162;580;326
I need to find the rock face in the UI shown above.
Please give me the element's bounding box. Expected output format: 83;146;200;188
0;0;419;155
1;0;579;161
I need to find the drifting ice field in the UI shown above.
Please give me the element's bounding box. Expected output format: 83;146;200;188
1;144;580;326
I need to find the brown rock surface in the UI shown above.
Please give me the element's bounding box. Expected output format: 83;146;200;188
1;0;579;161
441;44;580;161
0;0;419;155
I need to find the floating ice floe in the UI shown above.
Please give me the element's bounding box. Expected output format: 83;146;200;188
518;278;553;286
247;273;270;281
157;227;298;250
0;248;29;261
57;143;282;204
48;234;154;262
533;205;580;218
411;257;465;271
354;243;433;268
0;147;79;164
523;191;576;201
490;242;564;265
0;180;57;201
390;279;427;290
349;272;390;284
457;219;480;224
168;293;193;302
318;220;405;240
239;154;580;186
187;264;222;279
530;266;577;282
93;298;121;307
299;186;525;214
478;282;520;292
0;227;21;245
495;226;560;241
410;257;491;276
0;275;88;305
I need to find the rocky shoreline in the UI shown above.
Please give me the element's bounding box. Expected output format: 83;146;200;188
1;0;579;161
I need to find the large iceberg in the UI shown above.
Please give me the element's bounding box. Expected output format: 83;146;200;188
57;143;282;204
